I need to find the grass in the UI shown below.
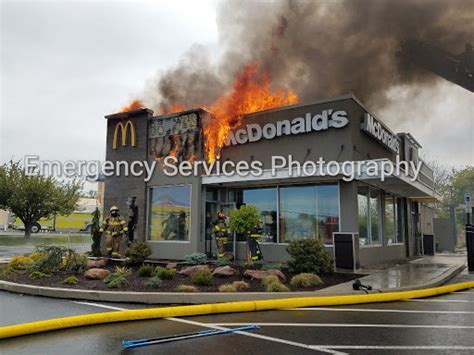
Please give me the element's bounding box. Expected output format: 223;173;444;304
0;234;90;246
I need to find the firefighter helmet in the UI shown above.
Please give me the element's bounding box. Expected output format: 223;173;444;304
217;211;226;220
110;205;119;212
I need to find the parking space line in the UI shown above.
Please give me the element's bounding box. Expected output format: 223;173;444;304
310;345;474;350
207;322;474;329
404;299;474;303
72;301;344;354
284;307;474;314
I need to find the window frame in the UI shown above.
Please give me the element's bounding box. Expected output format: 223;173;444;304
358;185;382;247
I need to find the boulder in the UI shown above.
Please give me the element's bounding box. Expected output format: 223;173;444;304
87;258;108;269
166;262;177;269
243;269;286;281
84;268;110;280
212;266;236;277
178;265;211;277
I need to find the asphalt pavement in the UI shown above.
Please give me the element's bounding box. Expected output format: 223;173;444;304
1;272;474;354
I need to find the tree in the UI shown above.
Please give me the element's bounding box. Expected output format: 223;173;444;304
0;161;82;237
228;205;261;234
90;207;102;256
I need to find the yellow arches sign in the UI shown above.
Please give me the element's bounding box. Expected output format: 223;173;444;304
112;120;136;149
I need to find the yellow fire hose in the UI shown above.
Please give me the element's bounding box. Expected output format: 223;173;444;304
1;281;473;340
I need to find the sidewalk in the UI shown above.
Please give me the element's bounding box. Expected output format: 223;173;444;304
323;253;467;293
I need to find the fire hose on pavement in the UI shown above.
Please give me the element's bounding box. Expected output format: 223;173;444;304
0;281;473;340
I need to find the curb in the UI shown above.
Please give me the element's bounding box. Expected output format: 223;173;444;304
1;280;474;340
0;262;466;304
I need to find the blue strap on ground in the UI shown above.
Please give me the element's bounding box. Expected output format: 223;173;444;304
123;325;259;349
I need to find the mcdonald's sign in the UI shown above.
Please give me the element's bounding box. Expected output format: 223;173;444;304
112;120;136;149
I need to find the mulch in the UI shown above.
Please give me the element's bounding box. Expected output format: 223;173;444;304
0;262;363;293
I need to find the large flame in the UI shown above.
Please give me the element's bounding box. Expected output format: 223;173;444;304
119;99;144;113
204;62;299;161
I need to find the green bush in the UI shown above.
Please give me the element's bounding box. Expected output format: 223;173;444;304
138;264;154;277
184;253;207;265
32;246;68;273
266;281;289;292
144;275;162;288
228;205;260;235
61;250;87;273
124;242;151;266
261;275;280;286
218;284;236;292
175;284;197;292
286;239;334;275
29;271;49;279
104;272;129;288
215;256;231;267
155;267;176;280
192;269;213;286
8;255;34;270
63;276;79;285
290;273;323;288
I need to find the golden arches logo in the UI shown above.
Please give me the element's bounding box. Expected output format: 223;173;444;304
112;120;136;149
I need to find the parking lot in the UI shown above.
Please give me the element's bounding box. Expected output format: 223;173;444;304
1;275;474;354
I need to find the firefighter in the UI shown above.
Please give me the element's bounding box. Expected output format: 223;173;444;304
213;211;229;258
246;225;263;265
100;206;128;258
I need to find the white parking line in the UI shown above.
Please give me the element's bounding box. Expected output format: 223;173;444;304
285;307;474;314
405;299;474;303
207;322;474;329
72;301;344;354
310;345;474;351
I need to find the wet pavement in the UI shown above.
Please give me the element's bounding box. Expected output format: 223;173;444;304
1;271;474;354
325;254;467;292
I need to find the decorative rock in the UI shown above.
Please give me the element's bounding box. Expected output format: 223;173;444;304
243;269;286;281
178;265;211;277
212;266;236;277
84;268;110;280
166;262;177;269
87;258;107;269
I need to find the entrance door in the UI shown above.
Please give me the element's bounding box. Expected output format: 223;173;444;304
218;202;237;259
411;202;423;256
204;201;236;258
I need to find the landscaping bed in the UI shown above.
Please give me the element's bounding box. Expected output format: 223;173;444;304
0;261;362;293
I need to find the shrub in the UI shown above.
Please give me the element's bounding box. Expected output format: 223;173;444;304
232;281;250;291
261;275;280;287
63;276;79;285
228;205;260;235
8;255;34;270
138;264;154;277
124;242;151;266
218;284;237;292
29;252;46;262
192;269;213;286
290;273;323;288
104;272;129;288
33;246;68;273
61;250;87;273
286;239;334;275
184;252;207;265
114;266;132;276
145;275;162;288
175;285;197;292
266;281;289;292
29;271;49;279
154;267;176;280
215;256;231;267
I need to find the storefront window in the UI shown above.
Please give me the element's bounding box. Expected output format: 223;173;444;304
233;187;277;242
395;197;404;243
385;195;395;244
148;184;191;241
279;184;339;244
358;185;381;246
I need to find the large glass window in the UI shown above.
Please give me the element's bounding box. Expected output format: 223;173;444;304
233;187;277;242
148;184;191;241
358;186;381;246
385;194;395;244
279;184;339;244
395;197;404;243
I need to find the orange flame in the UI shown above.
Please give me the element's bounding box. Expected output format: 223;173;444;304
119;99;144;113
204;62;299;161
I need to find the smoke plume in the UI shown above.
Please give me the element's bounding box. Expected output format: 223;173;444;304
145;0;473;113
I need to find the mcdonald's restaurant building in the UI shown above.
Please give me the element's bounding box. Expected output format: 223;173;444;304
104;94;439;267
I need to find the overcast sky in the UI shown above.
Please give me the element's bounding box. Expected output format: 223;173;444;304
1;0;473;180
